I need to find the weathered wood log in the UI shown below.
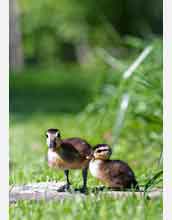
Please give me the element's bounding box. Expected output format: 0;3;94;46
9;181;162;203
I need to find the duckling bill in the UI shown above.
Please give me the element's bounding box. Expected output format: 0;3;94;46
46;128;92;192
89;144;139;190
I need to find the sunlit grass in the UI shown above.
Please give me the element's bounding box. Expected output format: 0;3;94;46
10;196;162;220
10;38;162;219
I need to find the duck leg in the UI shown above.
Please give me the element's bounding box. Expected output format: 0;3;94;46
80;167;88;193
64;169;71;190
58;169;71;192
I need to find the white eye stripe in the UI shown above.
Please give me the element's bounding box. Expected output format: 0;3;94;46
55;132;59;137
46;132;59;137
96;147;110;151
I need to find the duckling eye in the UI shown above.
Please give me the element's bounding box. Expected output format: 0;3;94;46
97;150;102;153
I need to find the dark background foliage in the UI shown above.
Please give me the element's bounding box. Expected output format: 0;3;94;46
17;0;162;66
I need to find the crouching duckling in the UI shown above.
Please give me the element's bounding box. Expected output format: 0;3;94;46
88;144;139;190
46;128;93;192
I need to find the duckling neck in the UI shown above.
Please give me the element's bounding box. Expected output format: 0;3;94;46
89;159;103;178
48;140;62;153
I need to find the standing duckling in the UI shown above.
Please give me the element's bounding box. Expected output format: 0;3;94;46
46;128;92;192
89;144;139;190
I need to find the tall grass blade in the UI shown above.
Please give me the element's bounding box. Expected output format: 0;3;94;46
112;46;153;146
123;46;153;79
144;170;163;192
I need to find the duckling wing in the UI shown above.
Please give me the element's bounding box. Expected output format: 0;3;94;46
61;138;92;158
108;160;139;188
107;160;135;180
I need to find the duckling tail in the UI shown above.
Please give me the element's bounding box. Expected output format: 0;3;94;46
132;179;140;191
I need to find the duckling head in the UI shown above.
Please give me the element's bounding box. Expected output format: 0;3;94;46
93;144;112;160
45;128;61;151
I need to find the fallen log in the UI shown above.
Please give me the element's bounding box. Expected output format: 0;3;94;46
9;181;162;203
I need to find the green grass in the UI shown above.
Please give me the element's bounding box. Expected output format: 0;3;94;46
10;39;162;219
10;196;162;220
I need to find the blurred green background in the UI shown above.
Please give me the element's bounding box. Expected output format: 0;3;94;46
10;0;162;219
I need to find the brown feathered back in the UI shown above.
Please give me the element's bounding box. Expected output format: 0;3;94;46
99;159;139;189
61;138;93;158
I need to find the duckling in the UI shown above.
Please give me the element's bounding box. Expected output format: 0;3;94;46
88;144;139;190
45;128;92;192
